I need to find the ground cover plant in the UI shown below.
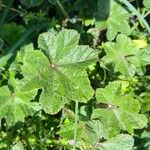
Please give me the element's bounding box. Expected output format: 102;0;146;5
0;0;150;149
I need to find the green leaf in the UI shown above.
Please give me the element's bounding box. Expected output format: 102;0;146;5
143;0;150;9
141;92;150;113
21;29;97;114
141;130;150;139
0;22;26;46
92;81;148;138
59;121;83;141
12;141;24;150
95;0;130;41
95;0;110;20
81;120;106;148
0;78;40;126
98;134;134;150
139;46;150;66
102;34;141;76
0;53;12;69
19;0;44;7
59;119;105;148
59;118;134;150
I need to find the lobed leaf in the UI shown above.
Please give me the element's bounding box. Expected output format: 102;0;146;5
21;29;98;114
0;78;40;126
92;81;148;138
102;34;141;76
95;0;131;41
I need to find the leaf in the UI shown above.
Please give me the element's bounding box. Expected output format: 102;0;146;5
141;92;150;113
92;81;148;138
95;0;110;20
12;141;24;150
21;29;97;114
141;130;150;139
0;53;12;69
59;119;105;149
98;134;134;150
0;22;26;46
132;39;148;49
59;121;83;141
143;0;150;9
73;0;98;19
81;120;106;148
102;34;141;76
139;46;150;66
95;0;130;41
19;0;44;7
0;78;40;126
59;118;134;150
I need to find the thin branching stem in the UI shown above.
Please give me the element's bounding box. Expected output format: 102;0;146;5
56;0;74;23
73;100;79;150
0;4;22;14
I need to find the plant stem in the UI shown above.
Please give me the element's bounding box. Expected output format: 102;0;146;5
73;100;78;150
59;109;64;150
119;0;150;34
6;122;11;150
56;0;69;19
56;0;73;23
0;4;22;14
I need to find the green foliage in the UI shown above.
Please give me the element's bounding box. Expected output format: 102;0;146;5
93;81;147;137
19;0;44;7
0;0;150;149
141;92;150;113
21;29;97;114
143;0;150;9
0;22;26;46
140;46;150;66
48;0;57;5
95;0;110;20
96;0;130;41
97;134;134;150
102;34;141;76
0;77;40;126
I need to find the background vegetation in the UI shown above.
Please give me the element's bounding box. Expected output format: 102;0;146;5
0;0;150;149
